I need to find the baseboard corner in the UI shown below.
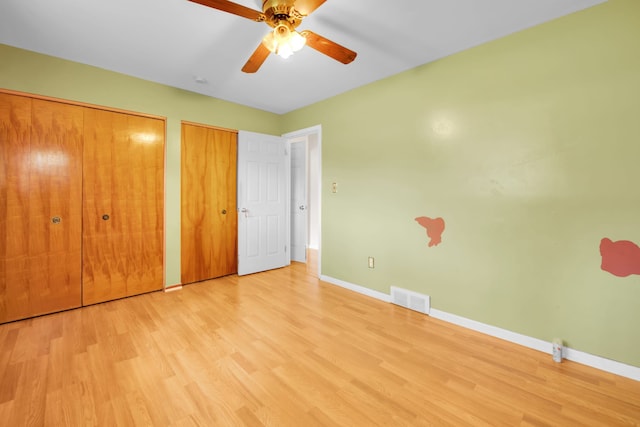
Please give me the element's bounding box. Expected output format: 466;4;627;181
164;284;183;293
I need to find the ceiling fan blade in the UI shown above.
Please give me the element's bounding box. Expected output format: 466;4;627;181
301;31;357;64
294;0;326;16
188;0;265;21
242;42;271;73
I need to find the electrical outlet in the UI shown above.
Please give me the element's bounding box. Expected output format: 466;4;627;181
368;257;375;268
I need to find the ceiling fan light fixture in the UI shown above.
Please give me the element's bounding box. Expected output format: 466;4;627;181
289;30;306;51
277;42;294;59
262;22;306;59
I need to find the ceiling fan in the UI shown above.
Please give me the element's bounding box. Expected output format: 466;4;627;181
188;0;357;73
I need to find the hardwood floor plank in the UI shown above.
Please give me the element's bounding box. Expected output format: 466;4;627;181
0;359;22;404
236;405;267;427
12;355;47;426
0;256;638;426
0;400;15;424
248;369;331;427
337;378;417;425
43;389;65;426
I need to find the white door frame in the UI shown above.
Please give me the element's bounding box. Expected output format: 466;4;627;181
283;125;322;276
289;137;308;263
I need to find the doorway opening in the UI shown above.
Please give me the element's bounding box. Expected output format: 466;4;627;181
284;125;321;277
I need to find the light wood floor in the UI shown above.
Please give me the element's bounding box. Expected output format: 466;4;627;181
1;256;639;426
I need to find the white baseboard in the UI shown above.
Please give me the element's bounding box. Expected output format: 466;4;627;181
320;275;391;302
428;308;550;353
430;309;640;382
320;275;640;382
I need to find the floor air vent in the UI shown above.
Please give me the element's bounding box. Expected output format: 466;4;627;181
390;287;430;315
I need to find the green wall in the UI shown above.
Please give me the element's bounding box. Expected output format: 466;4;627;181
283;0;640;367
2;0;639;368
0;43;282;286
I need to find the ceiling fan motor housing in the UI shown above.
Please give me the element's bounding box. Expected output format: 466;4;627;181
262;0;303;28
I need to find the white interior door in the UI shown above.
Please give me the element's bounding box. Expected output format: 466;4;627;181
290;139;308;262
237;131;290;276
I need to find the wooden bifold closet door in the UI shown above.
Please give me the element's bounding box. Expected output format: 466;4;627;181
1;92;165;321
0;94;83;323
82;108;165;305
181;123;237;284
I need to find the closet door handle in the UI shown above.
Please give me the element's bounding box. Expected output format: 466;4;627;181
221;209;227;215
102;214;110;221
51;216;61;224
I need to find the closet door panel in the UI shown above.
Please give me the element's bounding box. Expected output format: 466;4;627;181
181;123;209;284
83;108;164;305
82;108;124;304
181;123;237;284
0;93;32;322
28;99;83;315
0;94;83;322
124;114;164;297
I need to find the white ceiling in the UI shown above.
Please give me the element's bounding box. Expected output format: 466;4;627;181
0;0;605;114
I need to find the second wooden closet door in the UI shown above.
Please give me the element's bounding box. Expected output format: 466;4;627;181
82;108;164;305
181;123;237;284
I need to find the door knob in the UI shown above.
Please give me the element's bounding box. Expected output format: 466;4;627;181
221;209;227;215
102;214;110;221
299;205;306;211
51;216;61;224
